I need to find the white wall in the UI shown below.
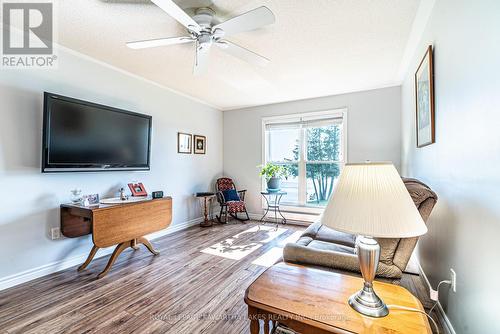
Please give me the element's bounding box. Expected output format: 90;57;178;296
224;86;401;215
0;46;223;285
401;1;500;333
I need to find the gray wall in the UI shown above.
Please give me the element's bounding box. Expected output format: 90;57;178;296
224;86;402;214
0;47;223;285
401;1;500;333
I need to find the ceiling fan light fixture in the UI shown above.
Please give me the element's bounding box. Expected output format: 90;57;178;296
193;7;216;28
126;0;275;73
212;28;225;40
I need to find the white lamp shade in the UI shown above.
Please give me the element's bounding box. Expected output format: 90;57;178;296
321;162;427;238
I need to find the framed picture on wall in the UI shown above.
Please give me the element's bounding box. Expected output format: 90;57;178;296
178;132;192;154
193;135;206;154
415;45;435;148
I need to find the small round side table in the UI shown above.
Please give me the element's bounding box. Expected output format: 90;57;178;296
196;192;215;227
260;191;287;228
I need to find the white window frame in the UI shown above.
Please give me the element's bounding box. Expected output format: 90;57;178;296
261;108;348;214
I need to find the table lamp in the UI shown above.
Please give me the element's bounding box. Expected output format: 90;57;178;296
321;162;427;317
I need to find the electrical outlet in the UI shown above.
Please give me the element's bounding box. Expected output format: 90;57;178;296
50;227;61;240
450;268;457;292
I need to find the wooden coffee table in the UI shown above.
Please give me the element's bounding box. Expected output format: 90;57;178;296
244;262;431;334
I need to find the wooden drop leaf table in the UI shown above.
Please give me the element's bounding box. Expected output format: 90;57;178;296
60;197;172;278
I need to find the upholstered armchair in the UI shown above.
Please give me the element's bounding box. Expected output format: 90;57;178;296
215;177;250;223
283;178;437;283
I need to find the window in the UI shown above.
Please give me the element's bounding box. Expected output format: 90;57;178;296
263;109;346;211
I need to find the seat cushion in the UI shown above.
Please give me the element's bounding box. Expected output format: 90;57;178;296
283;241;403;279
308;240;355;254
283;241;360;273
303;222;356;247
306;222;399;265
226;201;246;213
284;223;404;279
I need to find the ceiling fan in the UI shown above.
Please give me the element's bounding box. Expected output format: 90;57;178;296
126;0;276;75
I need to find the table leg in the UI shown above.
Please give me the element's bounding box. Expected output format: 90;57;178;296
274;194;279;229
264;320;270;334
78;245;99;271
248;306;260;334
96;237;159;279
260;194;270;223
200;197;213;227
277;193;287;224
250;319;260;334
97;241;130;279
204;197;208;223
137;236;160;255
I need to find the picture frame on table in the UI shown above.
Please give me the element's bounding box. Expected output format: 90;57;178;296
128;182;147;197
82;194;99;207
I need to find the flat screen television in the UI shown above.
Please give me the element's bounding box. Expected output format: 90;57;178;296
42;92;152;172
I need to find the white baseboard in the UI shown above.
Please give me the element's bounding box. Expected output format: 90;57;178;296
418;263;457;334
0;216;203;291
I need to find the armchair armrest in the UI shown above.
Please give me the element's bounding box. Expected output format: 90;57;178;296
237;189;247;201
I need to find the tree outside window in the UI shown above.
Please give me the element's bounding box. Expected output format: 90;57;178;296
286;125;342;206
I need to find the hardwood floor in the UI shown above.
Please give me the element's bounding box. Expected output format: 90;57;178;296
0;221;443;334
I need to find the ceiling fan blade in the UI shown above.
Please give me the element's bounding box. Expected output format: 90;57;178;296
151;0;201;33
193;42;210;75
126;36;194;49
212;6;275;36
217;40;270;67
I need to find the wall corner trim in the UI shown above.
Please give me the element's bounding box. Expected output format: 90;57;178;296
418;263;457;334
0;217;203;291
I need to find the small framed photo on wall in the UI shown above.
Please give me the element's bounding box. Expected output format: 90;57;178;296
178;132;192;154
415;45;435;148
193;135;206;154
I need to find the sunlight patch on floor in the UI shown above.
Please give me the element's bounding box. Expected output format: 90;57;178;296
251;247;284;267
201;225;288;260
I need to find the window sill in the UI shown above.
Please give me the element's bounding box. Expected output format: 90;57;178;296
280;204;324;215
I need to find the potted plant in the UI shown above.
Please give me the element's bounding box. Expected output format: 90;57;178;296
259;163;289;191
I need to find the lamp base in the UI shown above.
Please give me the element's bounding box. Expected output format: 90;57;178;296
348;283;389;317
348;236;389;318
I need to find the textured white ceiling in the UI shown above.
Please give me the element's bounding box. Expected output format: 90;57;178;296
57;0;421;110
